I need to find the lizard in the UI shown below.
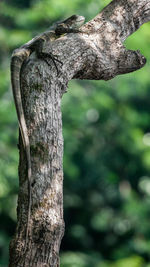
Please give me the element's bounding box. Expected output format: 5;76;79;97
10;14;85;247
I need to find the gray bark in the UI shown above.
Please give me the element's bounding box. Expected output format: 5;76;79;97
9;0;150;266
9;59;65;266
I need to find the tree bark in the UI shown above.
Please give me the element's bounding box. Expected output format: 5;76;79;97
9;58;65;266
9;0;150;266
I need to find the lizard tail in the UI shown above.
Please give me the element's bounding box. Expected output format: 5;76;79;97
11;49;30;148
11;49;32;246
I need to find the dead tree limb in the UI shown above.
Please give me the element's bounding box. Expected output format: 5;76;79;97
9;0;150;266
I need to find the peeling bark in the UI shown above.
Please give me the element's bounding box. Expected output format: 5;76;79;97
9;0;150;266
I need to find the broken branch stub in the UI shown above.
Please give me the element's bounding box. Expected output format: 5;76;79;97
49;0;149;81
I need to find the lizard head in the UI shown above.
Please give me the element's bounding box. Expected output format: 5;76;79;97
56;15;85;34
66;15;85;28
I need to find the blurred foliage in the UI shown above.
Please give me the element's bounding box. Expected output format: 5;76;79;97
0;0;150;266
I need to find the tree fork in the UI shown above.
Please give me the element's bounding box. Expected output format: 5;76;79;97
9;0;150;266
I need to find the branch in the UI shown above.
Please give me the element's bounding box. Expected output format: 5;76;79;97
45;0;149;81
85;0;150;42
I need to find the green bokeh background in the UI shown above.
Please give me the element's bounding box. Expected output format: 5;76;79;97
0;0;150;266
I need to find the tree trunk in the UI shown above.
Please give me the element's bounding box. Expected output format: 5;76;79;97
9;57;65;266
9;0;150;266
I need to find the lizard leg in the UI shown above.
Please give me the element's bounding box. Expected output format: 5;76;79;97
38;51;63;75
32;38;63;74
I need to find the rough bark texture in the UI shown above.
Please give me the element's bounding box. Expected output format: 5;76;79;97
9;59;65;266
9;0;150;266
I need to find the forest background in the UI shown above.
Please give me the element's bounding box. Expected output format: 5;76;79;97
0;0;150;266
